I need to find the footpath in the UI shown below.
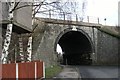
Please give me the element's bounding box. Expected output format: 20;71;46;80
53;65;81;80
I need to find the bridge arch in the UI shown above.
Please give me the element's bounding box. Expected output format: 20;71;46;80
54;28;94;65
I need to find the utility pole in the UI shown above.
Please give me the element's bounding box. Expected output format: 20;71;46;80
1;0;15;64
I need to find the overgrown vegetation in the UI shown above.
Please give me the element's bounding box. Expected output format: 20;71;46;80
45;65;63;78
98;27;120;39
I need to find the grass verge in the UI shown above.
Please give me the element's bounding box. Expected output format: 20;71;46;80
45;65;63;78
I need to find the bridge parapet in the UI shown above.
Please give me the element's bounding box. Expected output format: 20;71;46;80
32;18;119;67
34;18;120;38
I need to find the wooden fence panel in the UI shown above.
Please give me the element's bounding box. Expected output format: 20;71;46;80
2;63;16;78
0;64;2;79
36;61;43;79
18;62;35;78
2;61;44;79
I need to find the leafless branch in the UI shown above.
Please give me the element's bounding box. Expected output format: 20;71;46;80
10;2;20;13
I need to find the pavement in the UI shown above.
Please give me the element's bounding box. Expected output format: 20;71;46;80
53;65;81;80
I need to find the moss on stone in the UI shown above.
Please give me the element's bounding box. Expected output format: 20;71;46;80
98;27;120;38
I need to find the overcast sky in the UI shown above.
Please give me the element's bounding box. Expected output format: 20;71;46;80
86;0;120;26
56;0;120;53
56;0;120;25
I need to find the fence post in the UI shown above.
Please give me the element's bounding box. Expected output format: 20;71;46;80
43;62;45;78
35;62;37;80
63;12;65;21
87;16;89;23
76;14;78;22
16;63;18;80
49;10;51;19
98;17;99;24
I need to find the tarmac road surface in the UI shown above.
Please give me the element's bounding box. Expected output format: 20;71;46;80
77;65;119;80
52;65;119;80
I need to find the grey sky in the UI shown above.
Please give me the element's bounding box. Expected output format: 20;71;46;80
86;0;120;26
36;0;120;26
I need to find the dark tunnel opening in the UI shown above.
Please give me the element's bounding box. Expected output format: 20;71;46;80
58;31;93;65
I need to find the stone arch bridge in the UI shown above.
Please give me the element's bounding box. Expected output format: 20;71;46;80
32;18;119;67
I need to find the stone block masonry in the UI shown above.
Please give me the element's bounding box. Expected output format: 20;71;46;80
32;19;119;67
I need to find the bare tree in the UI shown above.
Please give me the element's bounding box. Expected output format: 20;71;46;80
1;0;87;63
2;0;16;64
35;0;87;21
1;0;62;63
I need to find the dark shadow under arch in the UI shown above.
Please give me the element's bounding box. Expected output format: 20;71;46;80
55;28;94;65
